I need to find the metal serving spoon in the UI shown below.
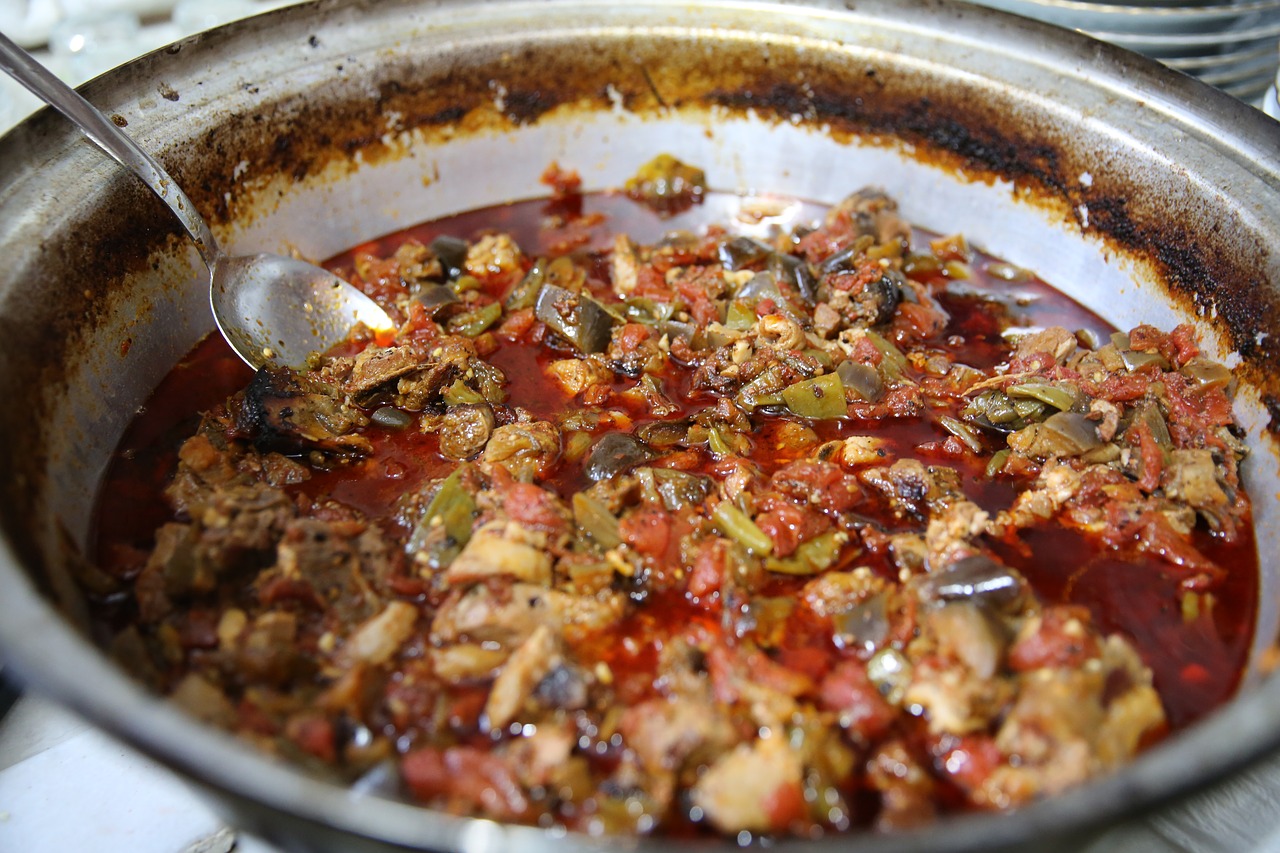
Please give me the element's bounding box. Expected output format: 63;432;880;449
0;31;394;370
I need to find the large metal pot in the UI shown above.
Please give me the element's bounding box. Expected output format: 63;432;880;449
1;1;1278;850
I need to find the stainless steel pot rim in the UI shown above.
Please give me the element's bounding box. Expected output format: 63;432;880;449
1;0;1278;850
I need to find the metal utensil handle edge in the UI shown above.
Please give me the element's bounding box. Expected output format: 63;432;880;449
0;30;221;270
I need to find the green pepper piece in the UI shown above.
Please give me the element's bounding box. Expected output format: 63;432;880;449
448;300;502;337
505;257;547;311
736;364;788;411
1007;381;1077;411
765;531;849;576
938;414;984;453
707;427;734;456
572;492;622;549
443;379;484;406
712;502;773;556
865;331;909;383
725;299;756;331
406;469;476;565
985;448;1011;478
782;372;847;420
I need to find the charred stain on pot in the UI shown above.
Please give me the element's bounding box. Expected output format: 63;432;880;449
158;83;179;102
30;29;1280;445
501;89;557;125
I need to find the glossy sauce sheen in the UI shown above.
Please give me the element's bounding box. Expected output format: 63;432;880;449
95;190;1256;783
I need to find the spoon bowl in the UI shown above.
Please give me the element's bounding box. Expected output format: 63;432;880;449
212;253;396;368
0;30;394;370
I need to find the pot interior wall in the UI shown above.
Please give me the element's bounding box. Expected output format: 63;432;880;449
1;2;1278;851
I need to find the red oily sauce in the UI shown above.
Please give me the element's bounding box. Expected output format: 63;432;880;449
91;182;1258;838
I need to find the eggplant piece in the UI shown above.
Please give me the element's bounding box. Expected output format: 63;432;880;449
851;268;903;326
642;467;713;511
919;554;1027;613
1008;411;1103;458
429;235;469;280
737;271;783;301
535;283;619;355
770;251;818;304
832;591;889;652
718;236;773;271
584;432;654;481
636;418;692;449
412;282;461;318
836;360;884;402
371;406;414;429
1182;356;1233;392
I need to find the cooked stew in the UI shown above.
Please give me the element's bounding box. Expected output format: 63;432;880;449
91;163;1257;838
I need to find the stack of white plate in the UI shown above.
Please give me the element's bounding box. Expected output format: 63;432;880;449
1264;43;1280;117
970;0;1280;106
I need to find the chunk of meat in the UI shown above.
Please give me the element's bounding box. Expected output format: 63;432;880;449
546;355;614;397
232;611;306;685
800;568;886;618
1163;449;1228;512
234;368;371;456
437;404;495;461
394;362;455;411
690;737;805;834
464;233;525;287
339;600;419;666
345;345;431;394
484;624;561;731
620;695;739;775
923;500;989;568
269;518;392;623
1012;326;1077;365
444;520;552;586
431;581;624;646
868;740;936;830
401;745;530;820
482;421;562;481
860;459;963;519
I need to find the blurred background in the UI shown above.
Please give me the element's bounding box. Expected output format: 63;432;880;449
0;0;297;130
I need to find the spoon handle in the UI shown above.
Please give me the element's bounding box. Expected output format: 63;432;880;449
0;30;221;270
